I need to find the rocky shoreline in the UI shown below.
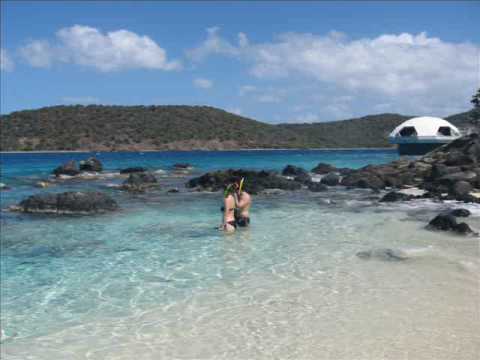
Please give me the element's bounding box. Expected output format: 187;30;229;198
5;134;480;234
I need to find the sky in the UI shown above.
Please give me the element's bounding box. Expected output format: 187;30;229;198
1;0;479;123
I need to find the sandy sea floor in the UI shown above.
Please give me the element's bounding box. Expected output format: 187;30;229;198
2;187;479;360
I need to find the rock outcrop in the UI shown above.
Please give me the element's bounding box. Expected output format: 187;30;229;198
121;172;158;192
427;213;474;234
53;160;80;177
11;191;118;215
187;169;302;194
332;134;480;203
79;157;103;172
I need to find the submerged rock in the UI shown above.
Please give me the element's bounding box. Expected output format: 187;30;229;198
79;157;103;172
11;191;118;215
427;213;474;235
449;208;471;217
356;248;409;261
35;181;54;188
187;169;302;194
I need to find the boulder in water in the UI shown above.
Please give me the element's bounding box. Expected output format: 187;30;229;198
427;213;474;234
120;167;147;174
11;191;118;215
121;172;158;192
173;163;193;169
449;208;471;217
52;160;80;177
311;163;337;174
187;169;302;194
307;182;328;192
79;157;103;172
320;172;340;186
380;191;414;202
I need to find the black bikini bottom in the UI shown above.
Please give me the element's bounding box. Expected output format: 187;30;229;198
236;217;250;227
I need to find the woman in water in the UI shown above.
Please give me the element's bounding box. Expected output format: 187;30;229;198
221;177;252;233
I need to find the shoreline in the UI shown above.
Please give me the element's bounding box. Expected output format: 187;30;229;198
0;147;396;154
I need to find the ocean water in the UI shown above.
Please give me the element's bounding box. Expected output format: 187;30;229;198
1;150;479;359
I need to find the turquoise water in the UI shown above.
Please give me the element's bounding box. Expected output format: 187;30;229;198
1;150;479;359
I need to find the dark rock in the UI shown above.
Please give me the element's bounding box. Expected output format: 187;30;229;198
13;191;118;215
294;172;312;184
187;169;302;194
307;182;328;192
52;160;80;177
444;151;475;167
356;248;408;261
120;167;147;174
427;213;474;234
320;172;340;186
121;172;158;192
451;181;472;197
438;171;477;186
0;183;11;191
380;191;413;202
79;157;103;172
449;208;471;217
311;163;337;174
173;163;193;169
282;165;309;177
341;171;385;190
454;222;474;234
167;188;180;193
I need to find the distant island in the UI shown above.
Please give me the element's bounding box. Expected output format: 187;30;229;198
0;105;474;151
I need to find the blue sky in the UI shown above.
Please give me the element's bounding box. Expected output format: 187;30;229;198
1;1;479;122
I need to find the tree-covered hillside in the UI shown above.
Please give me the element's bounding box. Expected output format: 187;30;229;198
0;105;474;151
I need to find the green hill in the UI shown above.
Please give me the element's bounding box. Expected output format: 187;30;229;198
0;105;474;151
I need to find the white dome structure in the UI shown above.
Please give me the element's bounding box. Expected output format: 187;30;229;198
389;116;461;155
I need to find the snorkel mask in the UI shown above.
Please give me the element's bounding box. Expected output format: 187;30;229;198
223;178;245;198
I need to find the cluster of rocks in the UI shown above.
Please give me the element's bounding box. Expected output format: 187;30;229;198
187;169;302;194
344;134;480;202
120;172;159;193
10;191;118;215
427;208;474;235
53;157;103;177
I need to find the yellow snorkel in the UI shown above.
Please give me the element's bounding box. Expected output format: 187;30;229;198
238;177;245;193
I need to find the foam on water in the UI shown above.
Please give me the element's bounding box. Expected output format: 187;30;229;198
1;150;479;359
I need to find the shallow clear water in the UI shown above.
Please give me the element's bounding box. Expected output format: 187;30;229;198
1;150;479;359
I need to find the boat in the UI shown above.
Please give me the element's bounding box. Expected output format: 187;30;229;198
388;116;461;155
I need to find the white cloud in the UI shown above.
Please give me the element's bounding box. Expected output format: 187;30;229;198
20;25;181;71
19;40;53;67
248;32;478;99
191;28;478;117
193;77;213;89
187;26;245;61
62;96;100;104
0;49;14;71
